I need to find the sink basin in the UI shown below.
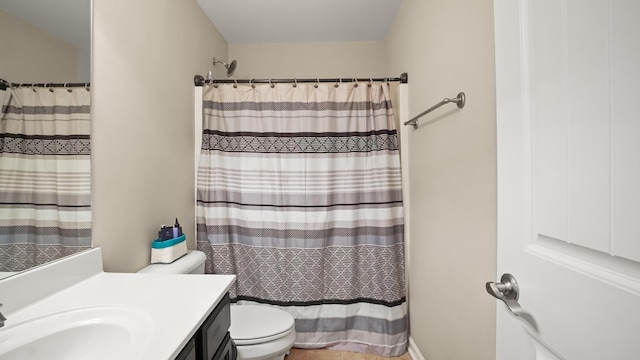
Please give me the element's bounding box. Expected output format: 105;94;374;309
0;305;155;360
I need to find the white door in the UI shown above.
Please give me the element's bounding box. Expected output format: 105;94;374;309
493;0;640;359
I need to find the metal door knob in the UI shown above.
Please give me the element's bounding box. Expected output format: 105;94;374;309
486;273;522;316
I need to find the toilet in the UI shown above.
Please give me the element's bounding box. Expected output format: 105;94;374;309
137;250;207;274
229;304;296;360
138;250;296;360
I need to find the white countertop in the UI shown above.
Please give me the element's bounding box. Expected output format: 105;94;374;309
0;273;16;281
0;248;235;360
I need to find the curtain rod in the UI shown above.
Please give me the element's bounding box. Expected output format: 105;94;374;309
193;73;408;86
0;79;90;91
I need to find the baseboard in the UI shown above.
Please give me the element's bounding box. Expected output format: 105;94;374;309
408;337;426;360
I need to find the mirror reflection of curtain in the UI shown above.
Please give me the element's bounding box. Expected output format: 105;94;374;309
0;86;9;110
0;86;91;272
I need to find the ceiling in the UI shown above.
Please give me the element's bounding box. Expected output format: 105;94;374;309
196;0;404;44
0;0;402;48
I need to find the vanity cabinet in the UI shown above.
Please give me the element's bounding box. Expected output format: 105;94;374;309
177;293;235;360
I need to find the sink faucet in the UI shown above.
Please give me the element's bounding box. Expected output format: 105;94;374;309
0;303;6;328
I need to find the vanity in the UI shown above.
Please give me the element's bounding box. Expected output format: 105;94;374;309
176;293;233;360
0;248;236;360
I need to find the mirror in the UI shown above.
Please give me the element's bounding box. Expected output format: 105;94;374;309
0;0;92;279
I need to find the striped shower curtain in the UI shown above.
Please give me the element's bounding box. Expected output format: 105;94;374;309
196;81;407;356
0;86;91;272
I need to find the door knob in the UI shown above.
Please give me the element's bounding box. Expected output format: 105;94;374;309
486;273;522;316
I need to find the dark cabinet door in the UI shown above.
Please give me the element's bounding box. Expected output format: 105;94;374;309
175;337;197;360
196;293;231;360
212;333;236;360
176;292;234;360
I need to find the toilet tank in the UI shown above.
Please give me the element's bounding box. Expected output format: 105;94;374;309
137;250;207;274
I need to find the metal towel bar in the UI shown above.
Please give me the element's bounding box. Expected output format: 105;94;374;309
404;92;466;129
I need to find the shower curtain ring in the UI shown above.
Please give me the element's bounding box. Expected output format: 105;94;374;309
250;79;255;88
44;83;54;92
31;83;37;92
64;83;72;92
85;83;90;92
353;78;358;87
293;79;297;88
269;79;274;88
315;78;319;88
233;79;238;88
368;78;373;88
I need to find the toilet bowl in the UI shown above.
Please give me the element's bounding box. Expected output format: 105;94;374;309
230;305;296;360
138;250;296;360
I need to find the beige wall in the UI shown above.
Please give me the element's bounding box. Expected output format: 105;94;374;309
0;10;77;83
91;0;498;353
91;0;228;272
385;1;497;359
228;41;386;79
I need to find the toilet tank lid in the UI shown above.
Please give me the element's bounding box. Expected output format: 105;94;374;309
137;250;206;274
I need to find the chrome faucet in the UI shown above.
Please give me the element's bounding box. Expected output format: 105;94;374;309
0;303;6;328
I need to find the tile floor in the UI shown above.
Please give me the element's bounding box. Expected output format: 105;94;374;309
287;348;412;360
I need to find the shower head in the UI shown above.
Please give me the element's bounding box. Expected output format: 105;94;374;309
212;58;237;77
226;60;237;76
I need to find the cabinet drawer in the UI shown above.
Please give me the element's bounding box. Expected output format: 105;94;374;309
197;293;231;360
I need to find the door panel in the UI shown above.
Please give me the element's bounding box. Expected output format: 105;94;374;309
611;0;640;261
494;0;640;359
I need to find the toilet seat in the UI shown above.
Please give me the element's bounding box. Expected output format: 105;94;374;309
230;305;295;346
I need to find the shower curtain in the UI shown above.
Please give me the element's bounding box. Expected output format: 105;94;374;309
196;81;407;356
0;86;91;272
